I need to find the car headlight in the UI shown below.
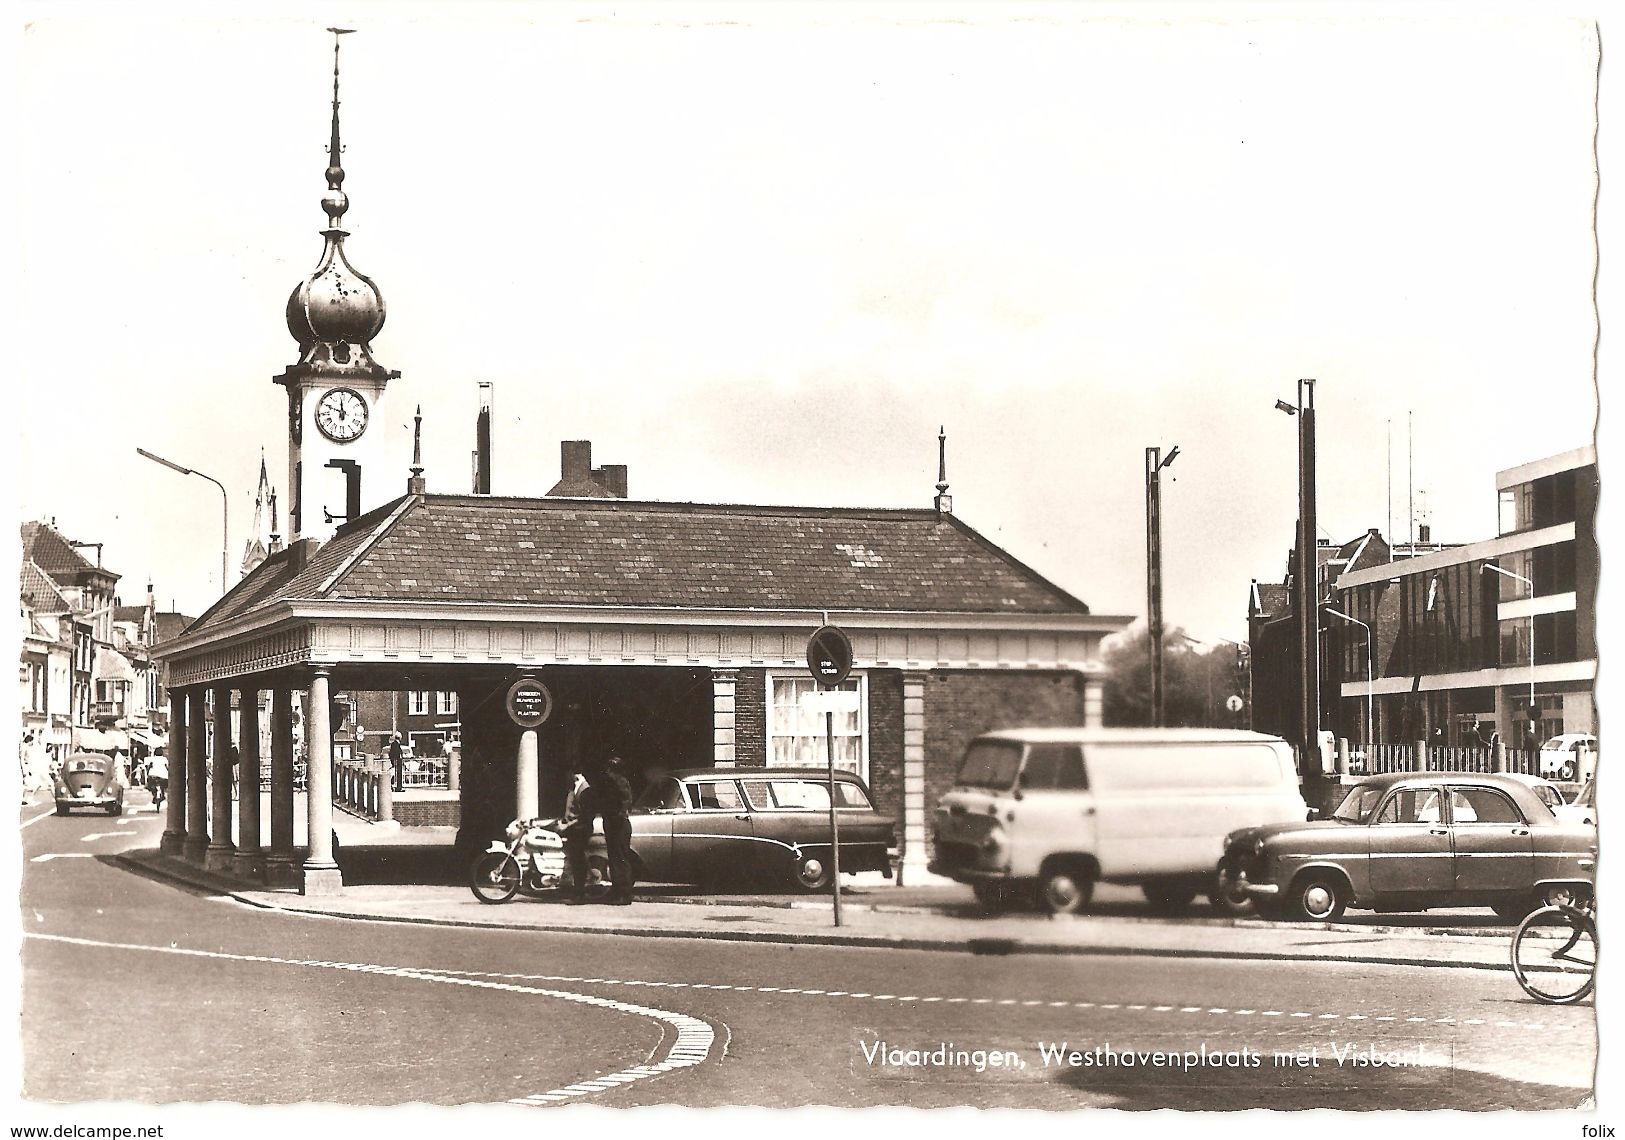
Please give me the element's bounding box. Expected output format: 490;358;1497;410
1252;838;1265;857
980;829;1005;854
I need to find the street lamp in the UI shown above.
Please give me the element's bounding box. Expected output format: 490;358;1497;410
1146;444;1180;727
1276;380;1320;778
1482;562;1537;725
137;448;229;595
1325;607;1373;750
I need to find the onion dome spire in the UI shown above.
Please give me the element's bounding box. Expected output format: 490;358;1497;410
282;28;391;381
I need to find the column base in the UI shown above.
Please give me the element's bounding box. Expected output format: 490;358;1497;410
264;855;300;888
182;835;210;863
896;853;934;887
300;864;344;896
204;844;237;873
232;850;266;881
159;830;187;856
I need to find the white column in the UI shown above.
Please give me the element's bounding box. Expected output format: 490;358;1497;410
900;672;929;885
712;669;738;767
516;729;540;821
205;685;236;873
1082;675;1105;728
301;666;343;895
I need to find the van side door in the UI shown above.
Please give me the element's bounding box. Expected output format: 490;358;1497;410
1007;743;1093;878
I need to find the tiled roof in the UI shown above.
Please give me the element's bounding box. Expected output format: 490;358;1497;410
182;494;1090;637
20;560;70;612
20;521;96;582
114;604;147;623
154;612;196;643
1250;582;1290;619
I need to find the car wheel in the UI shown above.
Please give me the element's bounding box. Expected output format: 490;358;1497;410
54;804;68;817
972;880;1015;913
790;852;834;893
1540;884;1585;909
109;802;122;816
1289;873;1347;922
1142;881;1198;914
1557;758;1578;782
1036;865;1095;915
1209;868;1256;917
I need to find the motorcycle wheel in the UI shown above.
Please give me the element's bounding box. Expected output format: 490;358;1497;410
470;852;522;904
583;853;615;900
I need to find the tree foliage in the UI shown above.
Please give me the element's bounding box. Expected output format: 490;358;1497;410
1102;624;1249;728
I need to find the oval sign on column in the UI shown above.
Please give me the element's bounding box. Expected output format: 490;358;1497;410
506;678;553;729
807;625;854;686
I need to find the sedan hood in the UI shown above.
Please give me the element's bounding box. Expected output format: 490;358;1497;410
1225;819;1348;849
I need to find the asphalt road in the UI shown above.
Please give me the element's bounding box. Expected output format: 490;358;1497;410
14;792;1597;1115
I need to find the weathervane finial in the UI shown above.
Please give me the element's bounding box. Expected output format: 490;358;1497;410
322;28;357;228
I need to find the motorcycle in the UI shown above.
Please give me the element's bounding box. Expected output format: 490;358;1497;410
468;817;612;904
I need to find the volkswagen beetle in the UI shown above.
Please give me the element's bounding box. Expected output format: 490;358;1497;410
53;752;126;816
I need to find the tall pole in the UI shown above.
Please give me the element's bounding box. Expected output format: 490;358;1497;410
1146;446;1165;728
1296;379;1321;778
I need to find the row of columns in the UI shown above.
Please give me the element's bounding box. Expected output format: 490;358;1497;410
157;666;342;896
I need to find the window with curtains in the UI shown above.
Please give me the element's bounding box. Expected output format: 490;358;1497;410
437;691;458;716
767;673;867;779
409;691;429;716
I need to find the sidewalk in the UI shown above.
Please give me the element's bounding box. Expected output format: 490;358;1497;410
116;818;1521;972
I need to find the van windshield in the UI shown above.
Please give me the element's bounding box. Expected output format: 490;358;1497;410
956;741;1023;790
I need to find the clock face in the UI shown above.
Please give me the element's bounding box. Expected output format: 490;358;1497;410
315;387;369;443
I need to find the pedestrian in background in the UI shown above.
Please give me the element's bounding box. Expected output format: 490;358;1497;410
389;733;405;792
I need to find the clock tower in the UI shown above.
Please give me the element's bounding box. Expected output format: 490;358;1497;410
275;29;397;542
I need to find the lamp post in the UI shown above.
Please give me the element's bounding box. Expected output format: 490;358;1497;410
1276;380;1320;777
1482;562;1536;725
1145;444;1180;727
1325;607;1373;750
138;448;229;595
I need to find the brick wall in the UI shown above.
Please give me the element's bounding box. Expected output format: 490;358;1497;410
393;798;461;828
921;671;1085;818
734;668;766;766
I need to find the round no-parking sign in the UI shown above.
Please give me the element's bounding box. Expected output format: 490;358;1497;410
506;678;553;729
806;625;854;686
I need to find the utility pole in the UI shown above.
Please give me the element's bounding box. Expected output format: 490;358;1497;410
1145;445;1179;726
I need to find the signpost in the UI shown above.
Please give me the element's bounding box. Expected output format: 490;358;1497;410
806;625;853;927
506;678;552;821
505;678;553;728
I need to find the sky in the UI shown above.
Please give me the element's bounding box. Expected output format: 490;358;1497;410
10;2;1607;649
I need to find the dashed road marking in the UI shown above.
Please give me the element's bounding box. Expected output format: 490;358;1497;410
410;966;1582;1034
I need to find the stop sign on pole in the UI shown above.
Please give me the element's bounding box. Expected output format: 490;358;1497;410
807;625;853;686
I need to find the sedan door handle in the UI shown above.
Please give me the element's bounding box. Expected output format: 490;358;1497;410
735;814;750;822
1512;828;1530;836
1428;827;1449;836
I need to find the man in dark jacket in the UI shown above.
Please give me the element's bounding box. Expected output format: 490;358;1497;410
388;734;405;792
562;756;636;905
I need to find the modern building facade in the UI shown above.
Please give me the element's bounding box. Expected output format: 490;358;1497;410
1330;445;1597;749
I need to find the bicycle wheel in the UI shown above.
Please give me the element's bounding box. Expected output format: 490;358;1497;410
470;852;522;904
1511;906;1597;1004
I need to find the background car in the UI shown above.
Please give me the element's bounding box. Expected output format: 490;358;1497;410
53;752;125;816
618;767;896;892
1220;772;1595;922
1505;773;1594;825
1537;733;1598;782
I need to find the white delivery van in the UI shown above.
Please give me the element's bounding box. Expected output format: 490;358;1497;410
929;728;1307;914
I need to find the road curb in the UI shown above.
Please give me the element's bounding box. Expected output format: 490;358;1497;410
113;851;1512;971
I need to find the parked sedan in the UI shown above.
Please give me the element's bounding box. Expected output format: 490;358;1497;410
53;752;125;816
1218;772;1595;922
1505;773;1595;826
617;767;896;892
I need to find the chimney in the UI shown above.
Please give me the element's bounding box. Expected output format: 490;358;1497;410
601;464;628;498
473;383;492;494
561;441;592;481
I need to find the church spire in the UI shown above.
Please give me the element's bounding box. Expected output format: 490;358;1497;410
323;28;352;229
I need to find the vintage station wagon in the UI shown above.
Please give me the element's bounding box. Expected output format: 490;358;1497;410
1219;772;1596;922
622;767;896;891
